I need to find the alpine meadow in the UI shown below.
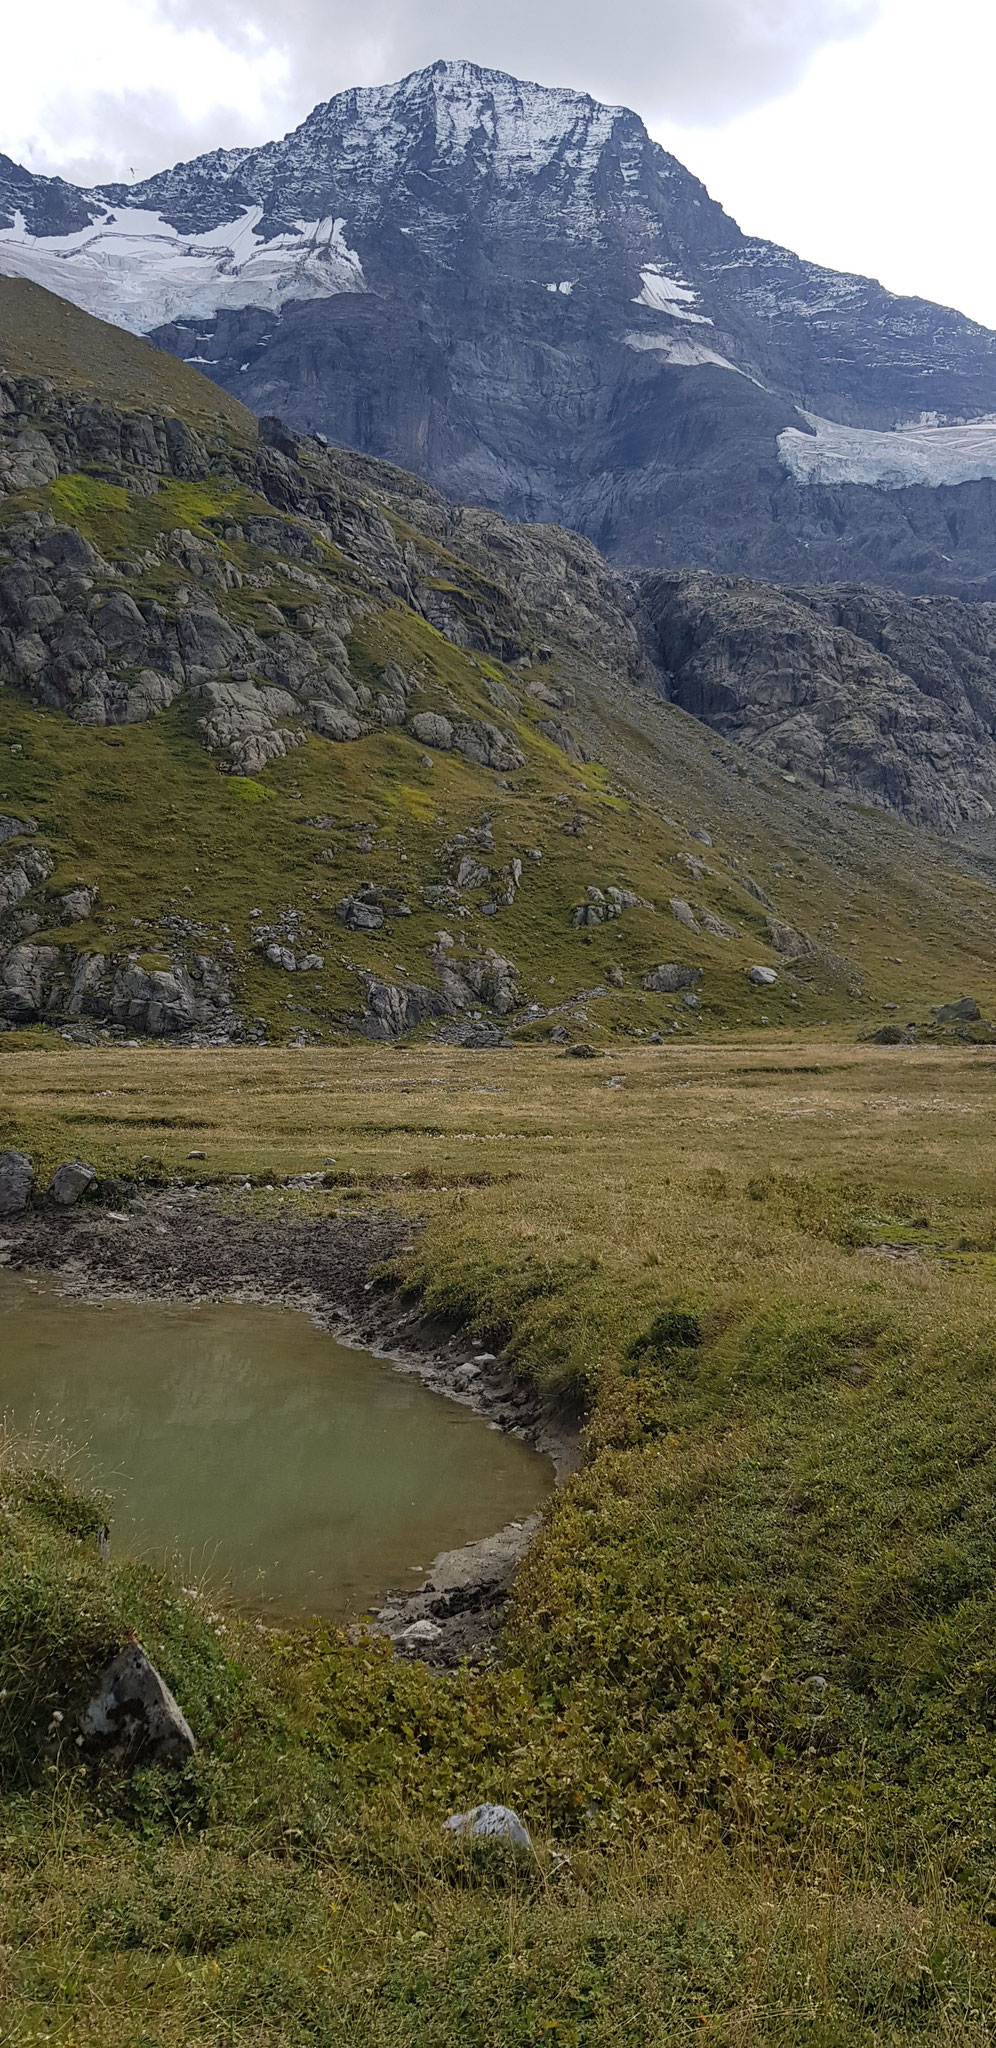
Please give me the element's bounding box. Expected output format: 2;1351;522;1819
4;47;996;2048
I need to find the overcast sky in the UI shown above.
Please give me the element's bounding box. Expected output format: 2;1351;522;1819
3;0;994;327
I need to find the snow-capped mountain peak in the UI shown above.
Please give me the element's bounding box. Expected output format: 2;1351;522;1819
4;62;996;592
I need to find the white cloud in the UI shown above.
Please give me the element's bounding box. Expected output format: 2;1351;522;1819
658;0;996;327
1;0;877;182
0;0;287;183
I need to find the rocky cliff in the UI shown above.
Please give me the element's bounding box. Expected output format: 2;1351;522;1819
5;62;996;595
639;573;996;835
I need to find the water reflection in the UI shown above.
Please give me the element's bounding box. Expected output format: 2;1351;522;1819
0;1275;552;1619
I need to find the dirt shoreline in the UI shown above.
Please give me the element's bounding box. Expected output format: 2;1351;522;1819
0;1188;581;1664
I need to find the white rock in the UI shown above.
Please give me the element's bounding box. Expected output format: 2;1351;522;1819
747;965;778;987
399;1620;443;1645
444;1803;533;1853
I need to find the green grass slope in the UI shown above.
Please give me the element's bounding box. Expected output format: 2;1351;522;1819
0;275;256;434
2;277;996;1049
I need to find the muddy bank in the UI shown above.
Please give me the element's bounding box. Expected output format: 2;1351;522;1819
0;1189;580;1661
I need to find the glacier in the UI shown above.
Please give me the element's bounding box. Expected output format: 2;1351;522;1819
779;412;996;490
0;205;366;336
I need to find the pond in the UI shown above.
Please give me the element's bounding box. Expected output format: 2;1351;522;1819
0;1274;553;1621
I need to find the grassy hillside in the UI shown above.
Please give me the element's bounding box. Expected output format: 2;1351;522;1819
0;275;256;434
3;279;996;1047
6;1040;996;2040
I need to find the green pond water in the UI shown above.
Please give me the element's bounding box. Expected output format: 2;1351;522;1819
0;1274;552;1621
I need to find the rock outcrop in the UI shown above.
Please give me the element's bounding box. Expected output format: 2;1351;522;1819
639;571;996;833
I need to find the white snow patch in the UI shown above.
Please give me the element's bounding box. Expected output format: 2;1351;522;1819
634;266;713;325
0;205;366;335
779;411;996;490
545;280;574;294
624;332;740;373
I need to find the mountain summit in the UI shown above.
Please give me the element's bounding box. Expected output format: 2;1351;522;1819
5;60;996;592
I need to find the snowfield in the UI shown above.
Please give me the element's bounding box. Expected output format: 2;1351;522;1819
0;206;366;335
780;411;996;490
634;268;713;325
623;331;740;372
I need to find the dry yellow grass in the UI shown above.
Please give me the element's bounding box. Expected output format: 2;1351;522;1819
4;1037;995;1346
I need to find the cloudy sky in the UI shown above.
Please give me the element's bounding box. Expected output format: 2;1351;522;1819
3;0;993;326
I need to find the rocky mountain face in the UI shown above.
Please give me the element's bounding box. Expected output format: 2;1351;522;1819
5;62;996;595
639;573;996;835
7;279;996;1048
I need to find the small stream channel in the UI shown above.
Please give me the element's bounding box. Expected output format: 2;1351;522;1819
0;1273;554;1621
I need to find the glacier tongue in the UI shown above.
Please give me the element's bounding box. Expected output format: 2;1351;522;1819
0;205;366;335
780;411;996;490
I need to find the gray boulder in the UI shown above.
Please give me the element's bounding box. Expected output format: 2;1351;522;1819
452;720;525;772
59;885;98;924
110;963;202;1033
0;846;54;913
932;997;981;1023
766;917;815;958
642;964;703;994
437;948;521;1015
358;975;446;1040
536;719;591;763
669;897;701;932
337;896;384;931
700;910;738;940
50;1159;97;1206
0;945;62;1022
312;703;364;742
0;812;37;844
747;965;778;987
0;1149;34;1215
456;855;491;889
444;1804;533;1855
411;711;453;750
79;1642;196;1768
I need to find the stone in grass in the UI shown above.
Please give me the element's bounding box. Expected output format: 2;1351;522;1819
747;965;778;987
50;1159;97;1206
642;964;702;995
444;1804;533;1856
79;1641;196;1768
932;997;981;1024
0;1149;34;1216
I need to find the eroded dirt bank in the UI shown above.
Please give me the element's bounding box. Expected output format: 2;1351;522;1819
0;1190;580;1662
